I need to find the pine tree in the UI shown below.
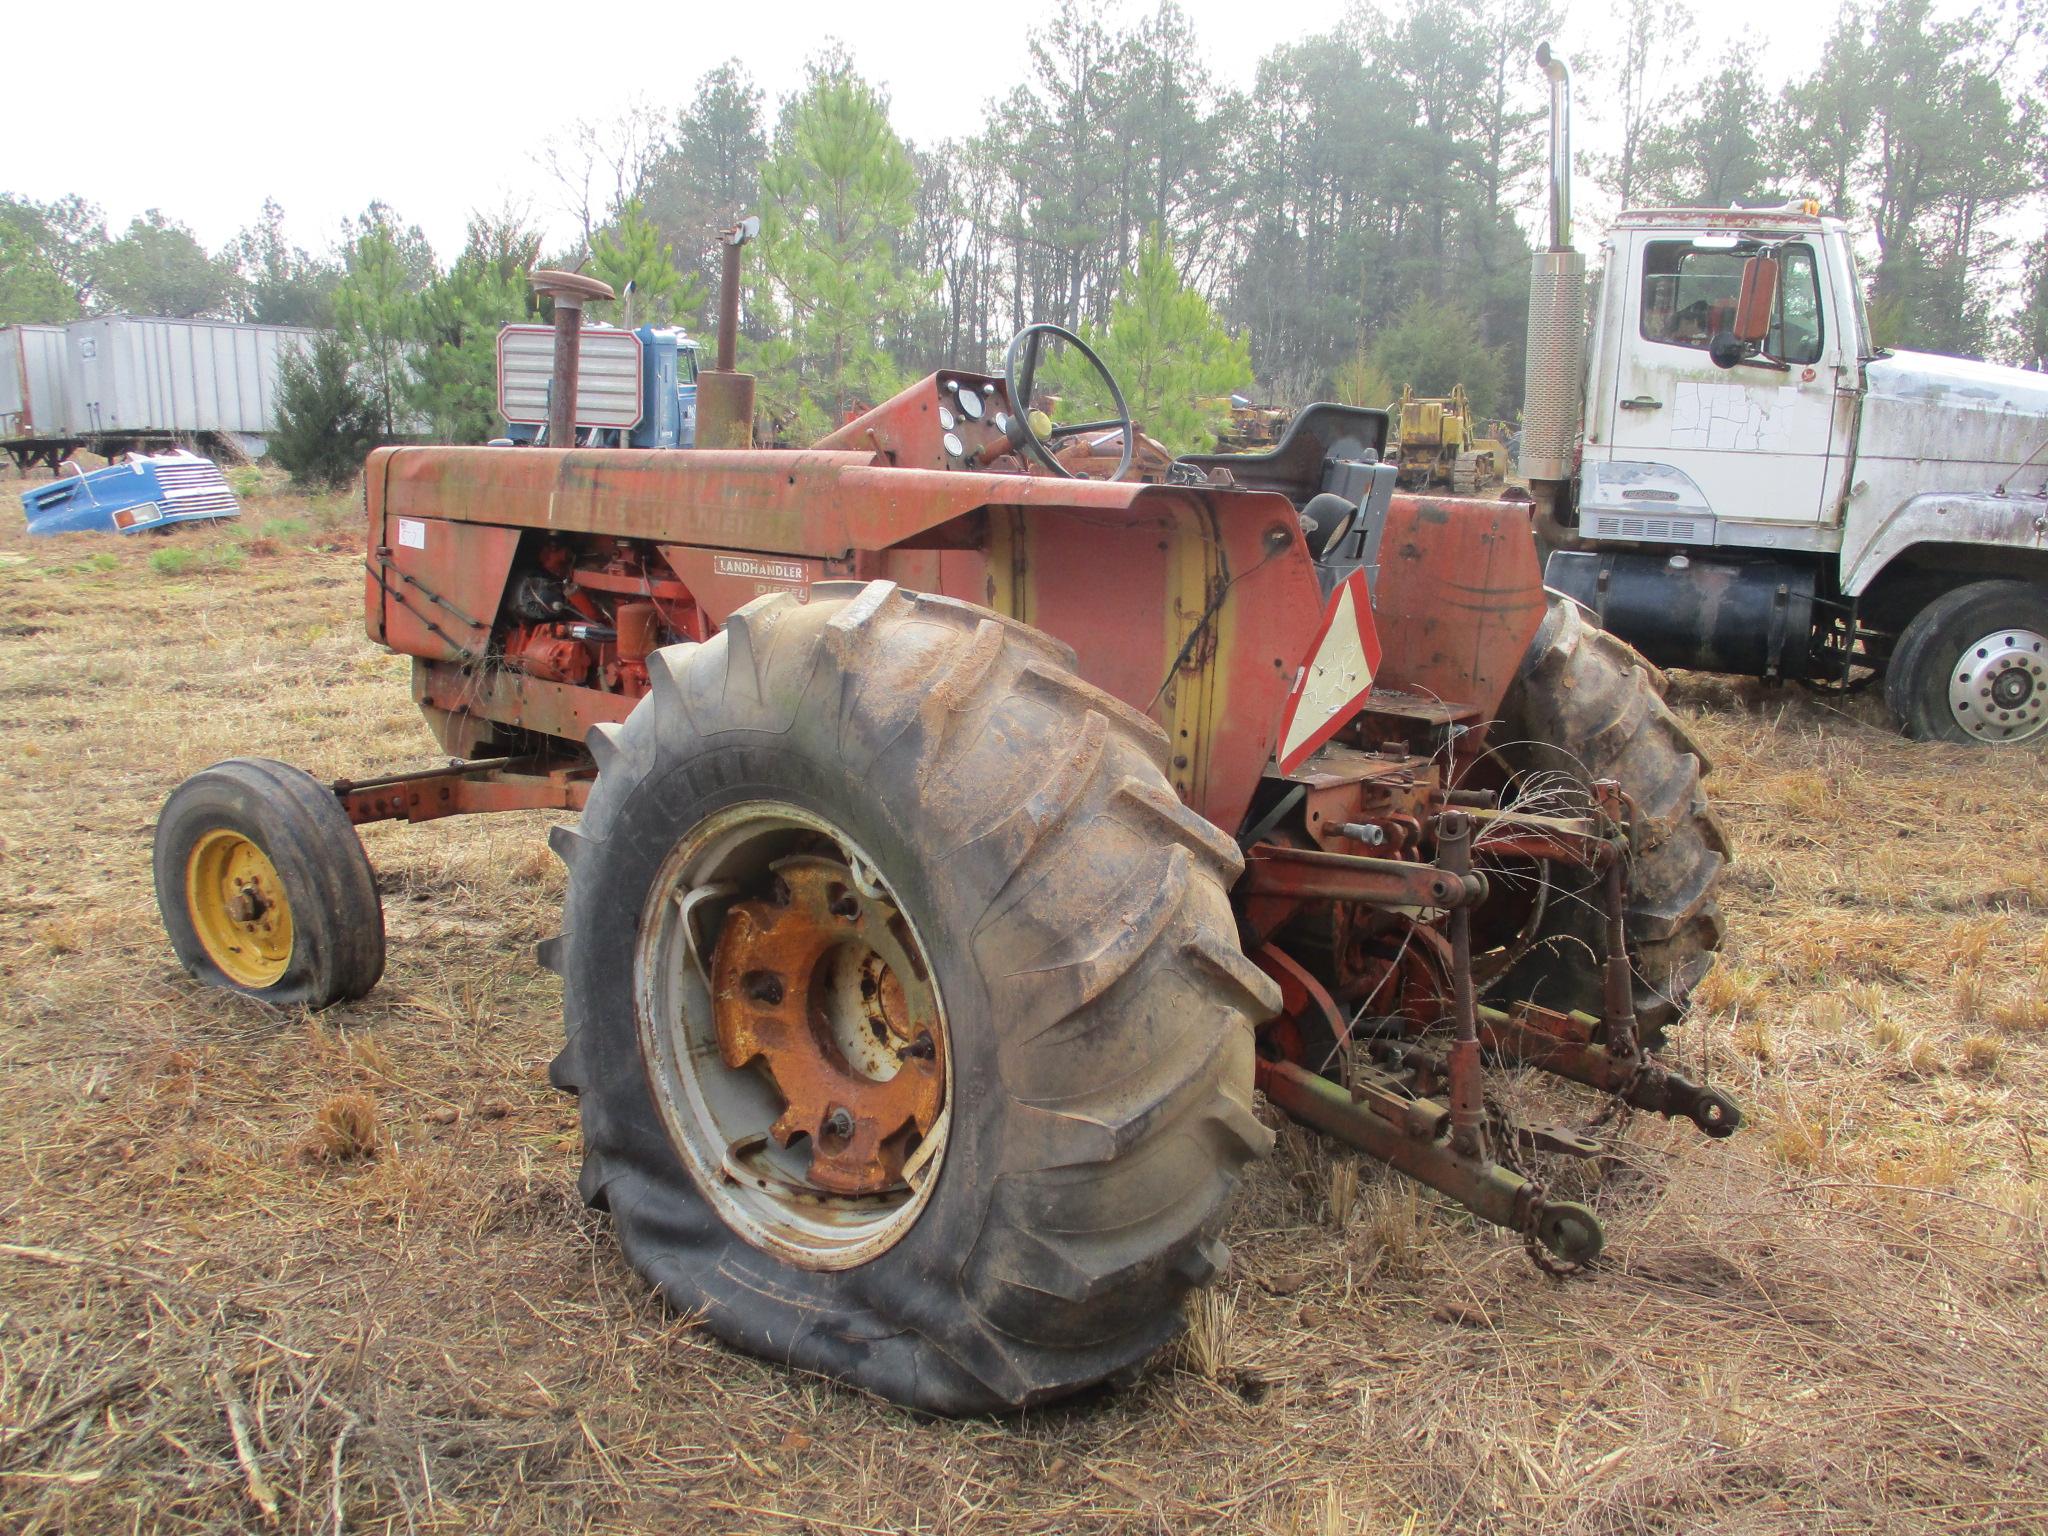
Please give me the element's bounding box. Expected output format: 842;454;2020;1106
754;54;927;436
590;200;699;327
644;62;768;308
1053;227;1252;454
407;213;540;443
231;200;339;326
270;333;381;487
333;208;427;437
1367;297;1508;419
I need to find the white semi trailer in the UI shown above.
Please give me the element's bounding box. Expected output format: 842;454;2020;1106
1;317;318;473
1522;45;2048;744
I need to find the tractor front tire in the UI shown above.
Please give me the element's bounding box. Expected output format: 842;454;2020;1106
154;759;385;1008
1490;594;1727;1046
545;580;1276;1414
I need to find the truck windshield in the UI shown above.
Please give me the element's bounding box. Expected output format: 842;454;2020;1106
1640;240;1824;366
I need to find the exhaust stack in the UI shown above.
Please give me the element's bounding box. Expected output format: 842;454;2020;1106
1519;42;1587;486
696;216;761;450
1538;41;1572;251
529;270;617;449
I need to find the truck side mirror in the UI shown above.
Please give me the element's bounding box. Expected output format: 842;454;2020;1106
1733;255;1778;344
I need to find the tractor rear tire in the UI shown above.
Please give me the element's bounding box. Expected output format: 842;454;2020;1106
1489;594;1727;1046
153;758;385;1009
544;580;1277;1414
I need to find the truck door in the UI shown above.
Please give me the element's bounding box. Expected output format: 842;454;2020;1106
1601;237;1837;530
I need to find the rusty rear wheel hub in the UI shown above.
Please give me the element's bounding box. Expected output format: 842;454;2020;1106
634;802;952;1269
710;855;945;1194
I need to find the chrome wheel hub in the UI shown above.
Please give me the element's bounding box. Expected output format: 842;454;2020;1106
1949;627;2048;743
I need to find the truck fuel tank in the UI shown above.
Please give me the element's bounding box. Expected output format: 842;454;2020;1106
1545;548;1817;680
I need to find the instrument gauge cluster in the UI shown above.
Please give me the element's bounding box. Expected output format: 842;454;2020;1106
932;376;1009;468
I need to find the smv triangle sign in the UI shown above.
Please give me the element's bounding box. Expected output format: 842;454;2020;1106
1274;570;1383;776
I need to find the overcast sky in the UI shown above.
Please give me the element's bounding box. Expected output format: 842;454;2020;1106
2;0;1856;260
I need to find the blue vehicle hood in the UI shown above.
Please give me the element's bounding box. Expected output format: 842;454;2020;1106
22;451;241;536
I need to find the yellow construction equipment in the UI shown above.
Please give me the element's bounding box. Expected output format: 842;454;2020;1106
1391;384;1506;494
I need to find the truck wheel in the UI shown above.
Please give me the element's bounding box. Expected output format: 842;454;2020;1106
1489;595;1727;1046
1450;452;1480;495
544;581;1276;1414
153;759;385;1008
1884;579;2048;744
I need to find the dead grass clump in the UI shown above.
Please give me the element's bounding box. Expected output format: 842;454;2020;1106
301;1091;379;1161
1961;1034;2005;1075
1991;988;2048;1033
1866;1133;1963;1191
1764;1092;1836;1170
1358;1181;1426;1273
1954;969;1989;1022
1905;1033;1946;1077
1694;963;1767;1017
1805;992;1850;1033
1731;1013;1773;1061
1180;1286;1238;1382
1325;1160;1359;1229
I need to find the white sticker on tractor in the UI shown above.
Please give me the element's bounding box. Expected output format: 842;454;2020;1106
396;518;427;550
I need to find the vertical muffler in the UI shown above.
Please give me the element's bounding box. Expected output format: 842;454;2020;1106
696;216;760;450
1519;42;1586;486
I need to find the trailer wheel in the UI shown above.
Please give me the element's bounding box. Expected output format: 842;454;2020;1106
154;759;385;1008
1489;594;1728;1047
1884;579;2048;744
544;580;1276;1414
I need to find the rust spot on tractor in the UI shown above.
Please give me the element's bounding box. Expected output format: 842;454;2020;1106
710;855;944;1194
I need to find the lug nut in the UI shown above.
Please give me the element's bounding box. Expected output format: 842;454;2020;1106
822;1106;854;1142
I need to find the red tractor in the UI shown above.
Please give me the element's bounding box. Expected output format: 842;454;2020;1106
153;256;1733;1415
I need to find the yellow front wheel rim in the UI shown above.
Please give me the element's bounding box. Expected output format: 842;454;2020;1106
185;829;294;988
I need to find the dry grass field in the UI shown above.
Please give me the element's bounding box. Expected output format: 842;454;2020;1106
2;480;2046;1535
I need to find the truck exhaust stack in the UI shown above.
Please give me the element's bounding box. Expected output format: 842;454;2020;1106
1519;42;1586;487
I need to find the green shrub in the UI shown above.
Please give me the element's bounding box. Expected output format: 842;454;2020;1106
270;333;382;489
259;516;309;539
149;543;242;577
150;546;197;576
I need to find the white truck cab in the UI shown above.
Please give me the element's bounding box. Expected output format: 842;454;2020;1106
1522;48;2048;744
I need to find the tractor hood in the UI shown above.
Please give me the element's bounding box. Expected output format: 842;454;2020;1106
1861;349;2048;495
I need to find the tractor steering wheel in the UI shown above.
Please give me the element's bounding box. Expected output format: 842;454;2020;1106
1002;322;1135;481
